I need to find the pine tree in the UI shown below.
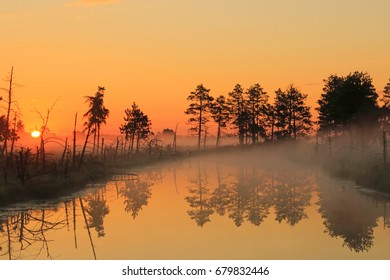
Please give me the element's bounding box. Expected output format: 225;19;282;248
245;83;269;144
210;95;231;148
228;84;247;145
120;102;152;155
184;84;214;150
274;85;312;140
317;72;378;133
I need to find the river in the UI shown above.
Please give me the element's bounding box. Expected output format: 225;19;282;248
1;150;389;260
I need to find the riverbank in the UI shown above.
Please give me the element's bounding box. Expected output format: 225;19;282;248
0;152;184;207
322;158;390;193
0;141;389;207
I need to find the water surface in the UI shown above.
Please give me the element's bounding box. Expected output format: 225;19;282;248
1;151;389;259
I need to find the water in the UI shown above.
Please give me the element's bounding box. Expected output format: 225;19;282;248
0;151;389;260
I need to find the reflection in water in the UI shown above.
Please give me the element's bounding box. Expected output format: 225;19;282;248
0;155;390;259
84;189;109;237
273;171;313;226
118;174;152;219
186;162;313;228
0;207;66;259
185;163;214;227
317;176;378;252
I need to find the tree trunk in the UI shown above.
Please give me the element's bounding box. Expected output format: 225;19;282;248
383;128;387;165
198;107;202;150
97;124;100;156
130;135;135;156
79;125;91;169
60;137;68;166
203;127;207;149
216;124;221;148
92;124;97;156
72;113;77;168
3;66;13;160
101;137;104;160
40;137;46;171
114;137;119;161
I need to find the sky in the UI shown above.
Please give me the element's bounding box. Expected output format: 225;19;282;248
1;0;389;137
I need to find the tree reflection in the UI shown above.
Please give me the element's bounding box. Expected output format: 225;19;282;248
120;176;152;219
0;208;66;259
273;172;313;226
317;176;378;252
223;167;274;227
210;164;230;216
245;168;272;226
84;188;109;237
185;163;214;227
225;167;249;227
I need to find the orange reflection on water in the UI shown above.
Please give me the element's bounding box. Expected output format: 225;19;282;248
1;155;390;260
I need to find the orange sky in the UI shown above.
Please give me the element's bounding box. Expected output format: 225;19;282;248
1;0;389;137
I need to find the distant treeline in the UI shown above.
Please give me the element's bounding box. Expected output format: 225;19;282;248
184;71;390;150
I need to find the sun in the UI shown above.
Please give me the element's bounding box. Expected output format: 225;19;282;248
31;130;41;138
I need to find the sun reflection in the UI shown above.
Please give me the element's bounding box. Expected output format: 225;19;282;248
31;130;41;138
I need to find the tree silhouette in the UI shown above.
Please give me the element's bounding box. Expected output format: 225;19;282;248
228;84;247;145
263;103;276;141
210;95;231;148
317;72;378;133
80;86;109;167
382;79;390;108
83;86;110;156
184;84;214;150
120;102;152;155
245;83;269;144
274;85;312;140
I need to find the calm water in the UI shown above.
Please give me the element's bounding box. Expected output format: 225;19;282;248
1;151;390;260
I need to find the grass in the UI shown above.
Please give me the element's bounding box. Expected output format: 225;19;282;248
322;156;390;193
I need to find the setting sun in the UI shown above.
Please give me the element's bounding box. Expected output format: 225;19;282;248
31;130;41;138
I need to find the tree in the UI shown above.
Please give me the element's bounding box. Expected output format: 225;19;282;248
245;83;269;144
264;103;276;141
120;102;152;154
317;72;378;133
184;84;214;150
80;87;109;167
1;67;14;158
382;79;390;108
34;101;57;171
274;85;312;140
227;84;247;145
83;86;109;156
210;95;231;148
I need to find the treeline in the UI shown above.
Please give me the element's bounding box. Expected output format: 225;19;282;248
184;72;390;153
185;83;312;149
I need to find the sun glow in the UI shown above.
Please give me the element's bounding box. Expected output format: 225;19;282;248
31;130;41;138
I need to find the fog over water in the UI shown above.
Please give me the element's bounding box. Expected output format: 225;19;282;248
0;147;389;260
